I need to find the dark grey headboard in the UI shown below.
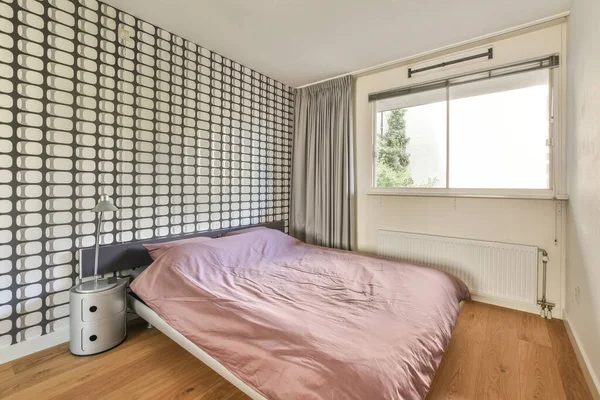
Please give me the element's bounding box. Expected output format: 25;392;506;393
80;221;286;278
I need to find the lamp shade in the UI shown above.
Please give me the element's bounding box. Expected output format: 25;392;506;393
91;195;118;212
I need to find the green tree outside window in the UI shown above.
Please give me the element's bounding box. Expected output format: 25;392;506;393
376;109;414;187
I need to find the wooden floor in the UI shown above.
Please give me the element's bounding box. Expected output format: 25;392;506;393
0;302;593;400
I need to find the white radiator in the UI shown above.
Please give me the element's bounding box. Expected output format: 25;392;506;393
377;230;539;305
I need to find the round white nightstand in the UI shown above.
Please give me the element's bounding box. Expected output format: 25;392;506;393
69;277;127;356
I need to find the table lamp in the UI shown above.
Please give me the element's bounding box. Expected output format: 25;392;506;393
78;195;119;293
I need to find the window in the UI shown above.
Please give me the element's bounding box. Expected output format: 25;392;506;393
372;58;558;197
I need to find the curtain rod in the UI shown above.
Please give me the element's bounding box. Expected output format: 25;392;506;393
368;54;559;102
295;11;569;89
408;48;493;78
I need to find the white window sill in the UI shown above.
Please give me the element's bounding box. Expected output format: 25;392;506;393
367;188;568;200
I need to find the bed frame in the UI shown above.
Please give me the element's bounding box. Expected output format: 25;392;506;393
80;221;284;400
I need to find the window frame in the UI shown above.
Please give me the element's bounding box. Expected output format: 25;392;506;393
370;60;563;200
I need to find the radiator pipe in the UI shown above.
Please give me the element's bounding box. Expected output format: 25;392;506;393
540;249;548;303
537;249;554;319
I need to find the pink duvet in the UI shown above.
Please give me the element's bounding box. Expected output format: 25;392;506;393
131;228;470;400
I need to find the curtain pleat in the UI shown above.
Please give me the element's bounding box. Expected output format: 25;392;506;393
290;75;355;250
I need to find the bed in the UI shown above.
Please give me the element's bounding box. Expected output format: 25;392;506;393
81;222;470;400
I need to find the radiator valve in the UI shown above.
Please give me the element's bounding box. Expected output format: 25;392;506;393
538;301;554;319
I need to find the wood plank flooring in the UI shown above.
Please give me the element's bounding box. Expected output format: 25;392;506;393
427;302;592;400
0;302;593;400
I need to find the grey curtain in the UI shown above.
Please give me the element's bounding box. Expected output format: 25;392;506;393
290;75;355;250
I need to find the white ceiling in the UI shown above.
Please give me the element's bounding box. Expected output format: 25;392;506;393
103;0;572;88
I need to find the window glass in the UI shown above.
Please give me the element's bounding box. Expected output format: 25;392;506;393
448;69;550;189
375;88;446;188
373;69;551;190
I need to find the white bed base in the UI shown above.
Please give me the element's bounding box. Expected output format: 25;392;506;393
127;294;267;400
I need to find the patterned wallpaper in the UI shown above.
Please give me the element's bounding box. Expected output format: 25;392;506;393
0;0;294;347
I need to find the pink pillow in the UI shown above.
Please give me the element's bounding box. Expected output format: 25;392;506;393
223;226;269;237
144;236;212;261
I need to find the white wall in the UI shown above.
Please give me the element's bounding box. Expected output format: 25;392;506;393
355;24;567;316
565;0;600;393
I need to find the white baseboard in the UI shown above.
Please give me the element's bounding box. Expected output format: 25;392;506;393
471;294;563;319
0;328;70;366
563;309;600;400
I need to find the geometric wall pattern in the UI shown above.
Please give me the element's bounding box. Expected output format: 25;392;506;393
0;0;293;348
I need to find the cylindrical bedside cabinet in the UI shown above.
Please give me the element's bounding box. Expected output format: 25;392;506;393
69;278;127;356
